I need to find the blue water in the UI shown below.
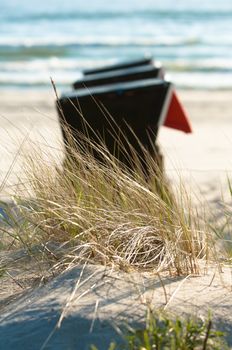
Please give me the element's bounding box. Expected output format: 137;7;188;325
1;0;232;89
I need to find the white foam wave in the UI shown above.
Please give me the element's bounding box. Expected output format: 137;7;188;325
0;71;77;85
2;57;232;77
169;71;232;89
0;35;203;48
0;58;117;72
1;69;232;90
166;59;232;71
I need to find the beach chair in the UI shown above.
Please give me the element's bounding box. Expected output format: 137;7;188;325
73;64;164;90
57;79;172;176
83;57;154;76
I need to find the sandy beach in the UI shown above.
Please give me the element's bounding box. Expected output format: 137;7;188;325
160;89;232;204
0;88;232;203
0;89;62;199
1;263;232;350
1;88;232;349
1;1;232;348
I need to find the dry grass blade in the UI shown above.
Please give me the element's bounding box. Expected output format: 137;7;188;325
11;117;213;276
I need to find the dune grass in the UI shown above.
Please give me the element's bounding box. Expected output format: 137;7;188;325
0;109;229;349
1;120;213;277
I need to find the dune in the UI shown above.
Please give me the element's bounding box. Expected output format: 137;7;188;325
0;263;232;349
0;88;232;349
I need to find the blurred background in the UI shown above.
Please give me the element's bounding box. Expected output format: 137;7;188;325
1;0;232;90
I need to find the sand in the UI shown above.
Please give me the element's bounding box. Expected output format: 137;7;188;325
1;263;232;349
0;89;62;199
0;88;232;349
160;90;232;204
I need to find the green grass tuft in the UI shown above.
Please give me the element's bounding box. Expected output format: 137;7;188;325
91;310;228;350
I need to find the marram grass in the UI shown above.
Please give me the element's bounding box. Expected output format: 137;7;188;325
12;125;212;275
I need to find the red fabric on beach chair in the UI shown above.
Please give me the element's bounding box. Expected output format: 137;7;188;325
161;89;192;133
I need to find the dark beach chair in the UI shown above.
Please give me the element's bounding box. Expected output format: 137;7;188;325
73;64;164;90
83;57;153;76
58;79;172;176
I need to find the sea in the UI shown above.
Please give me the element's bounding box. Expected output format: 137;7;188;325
1;0;232;90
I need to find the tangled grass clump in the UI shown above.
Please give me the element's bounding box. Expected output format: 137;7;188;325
12;127;211;275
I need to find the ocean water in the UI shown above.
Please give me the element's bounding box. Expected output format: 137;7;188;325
1;0;232;89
